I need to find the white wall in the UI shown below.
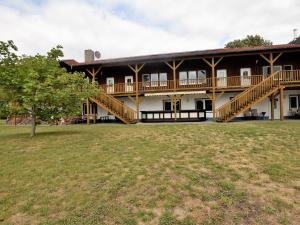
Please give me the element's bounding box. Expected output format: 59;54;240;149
91;89;300;120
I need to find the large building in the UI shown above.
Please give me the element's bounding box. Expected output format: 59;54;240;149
61;44;300;124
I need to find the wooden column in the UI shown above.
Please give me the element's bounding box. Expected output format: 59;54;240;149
260;53;282;76
270;94;275;121
128;64;145;122
87;67;102;84
165;60;184;121
203;57;223;120
280;87;284;121
165;60;183;91
86;98;90;125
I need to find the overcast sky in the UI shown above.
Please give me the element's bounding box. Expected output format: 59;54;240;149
0;0;299;61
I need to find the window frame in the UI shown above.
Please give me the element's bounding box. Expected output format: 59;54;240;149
289;95;299;109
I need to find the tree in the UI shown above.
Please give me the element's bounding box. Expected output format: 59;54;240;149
225;35;273;48
0;41;98;136
289;36;300;44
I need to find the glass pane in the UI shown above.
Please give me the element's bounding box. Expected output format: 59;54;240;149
205;100;212;111
151;73;159;86
159;73;167;86
198;70;207;83
143;74;150;87
176;100;181;111
164;101;172;111
196;100;204;110
179;71;188;85
290;96;298;108
188;71;197;84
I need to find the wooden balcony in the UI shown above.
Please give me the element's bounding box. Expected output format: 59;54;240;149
99;71;300;96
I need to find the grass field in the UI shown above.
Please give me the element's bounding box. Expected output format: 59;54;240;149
0;121;299;225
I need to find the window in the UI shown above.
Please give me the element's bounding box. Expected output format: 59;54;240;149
163;99;181;111
290;96;299;109
159;73;167;86
188;71;197;84
205;100;212;111
179;71;188;85
151;73;159;87
163;100;172;111
195;99;212;111
262;66;282;76
284;65;293;71
142;74;150;87
198;70;207;83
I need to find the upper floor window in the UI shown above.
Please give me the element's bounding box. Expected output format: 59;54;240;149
179;70;207;85
143;73;168;87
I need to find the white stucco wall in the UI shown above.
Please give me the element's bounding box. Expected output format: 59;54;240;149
90;89;300;120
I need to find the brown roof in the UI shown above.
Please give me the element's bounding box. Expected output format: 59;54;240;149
61;44;300;68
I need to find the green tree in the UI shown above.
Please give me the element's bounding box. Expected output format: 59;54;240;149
225;35;273;48
0;41;98;136
289;36;300;44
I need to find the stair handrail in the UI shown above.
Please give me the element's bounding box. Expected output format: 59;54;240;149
216;71;281;120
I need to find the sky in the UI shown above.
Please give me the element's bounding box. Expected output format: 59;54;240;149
0;0;299;61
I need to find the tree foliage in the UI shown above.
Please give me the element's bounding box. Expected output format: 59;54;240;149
0;41;98;136
225;35;273;48
289;36;300;44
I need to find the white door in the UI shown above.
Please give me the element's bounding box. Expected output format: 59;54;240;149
217;69;227;87
106;77;114;94
240;68;251;86
125;76;133;92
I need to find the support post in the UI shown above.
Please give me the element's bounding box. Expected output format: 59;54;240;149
172;95;177;121
271;94;275;121
280;87;284;121
260;52;282;76
86;98;90;125
128;64;145;122
165;60;184;121
202;57;223;121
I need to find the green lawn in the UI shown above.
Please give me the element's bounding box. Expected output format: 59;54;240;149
0;122;299;225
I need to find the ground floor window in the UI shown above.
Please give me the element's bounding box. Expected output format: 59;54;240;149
195;99;212;111
82;103;97;115
163;99;181;111
289;95;299;109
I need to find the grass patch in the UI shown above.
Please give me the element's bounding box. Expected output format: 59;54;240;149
0;121;299;224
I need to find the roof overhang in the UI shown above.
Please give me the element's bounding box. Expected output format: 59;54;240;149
144;91;206;97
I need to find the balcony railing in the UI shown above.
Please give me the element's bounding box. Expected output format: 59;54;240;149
99;72;300;95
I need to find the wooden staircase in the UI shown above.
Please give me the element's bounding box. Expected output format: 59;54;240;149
89;92;137;124
216;71;282;122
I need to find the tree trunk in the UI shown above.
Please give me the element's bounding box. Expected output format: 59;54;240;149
31;108;36;137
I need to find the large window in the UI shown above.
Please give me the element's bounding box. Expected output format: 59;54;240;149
163;99;181;111
195;99;212;111
160;73;167;86
290;95;299;109
142;74;151;87
198;70;207;83
151;73;159;87
179;70;206;85
143;73;168;87
179;71;188;85
188;71;197;84
263;65;282;76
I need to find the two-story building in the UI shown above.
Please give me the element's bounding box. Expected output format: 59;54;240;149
61;44;300;124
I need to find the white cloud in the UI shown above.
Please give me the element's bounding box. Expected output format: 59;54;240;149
0;0;299;61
